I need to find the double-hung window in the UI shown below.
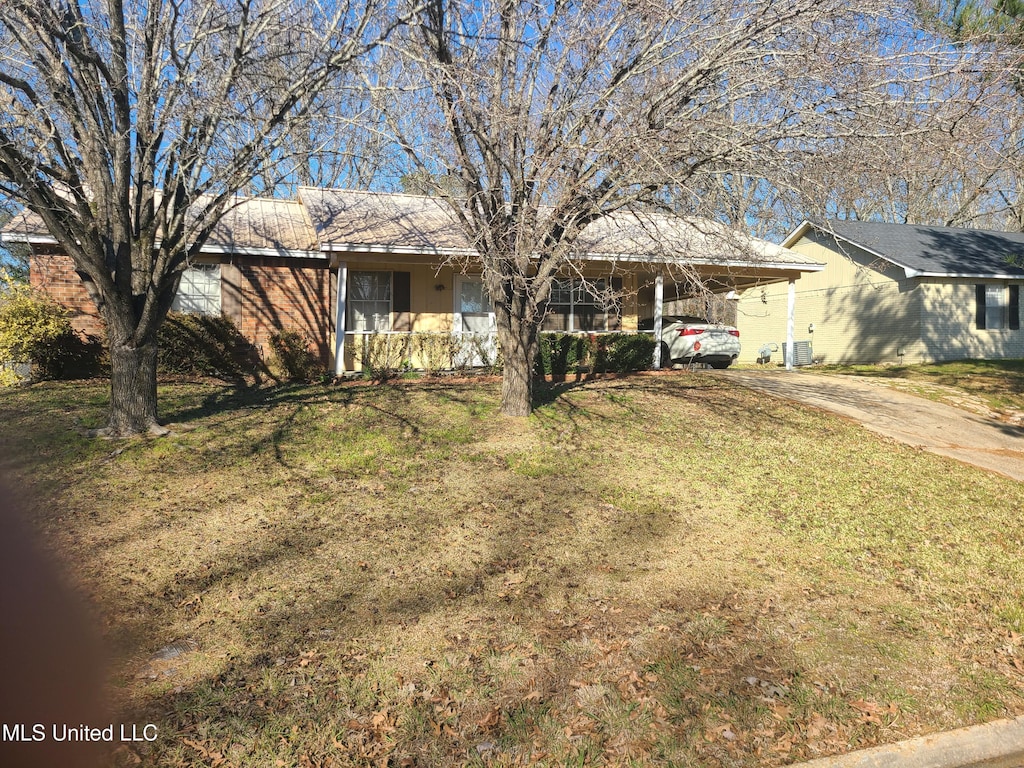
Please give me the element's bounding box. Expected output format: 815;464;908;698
172;264;221;316
542;278;616;332
348;271;392;332
976;284;1021;331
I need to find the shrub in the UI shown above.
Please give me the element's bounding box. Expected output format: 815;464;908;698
535;333;592;377
158;312;262;382
267;330;326;382
0;271;104;384
601;332;656;373
353;332;411;381
409;332;458;375
534;331;654;377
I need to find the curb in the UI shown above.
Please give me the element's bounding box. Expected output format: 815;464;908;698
793;716;1024;768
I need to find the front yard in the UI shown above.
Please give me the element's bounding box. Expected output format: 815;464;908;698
2;372;1023;766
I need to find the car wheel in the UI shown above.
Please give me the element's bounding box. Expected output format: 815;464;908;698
709;360;731;369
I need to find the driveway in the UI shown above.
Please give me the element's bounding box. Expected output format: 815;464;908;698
720;369;1024;481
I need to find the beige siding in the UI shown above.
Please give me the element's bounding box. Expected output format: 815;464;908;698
736;230;924;364
919;280;1024;361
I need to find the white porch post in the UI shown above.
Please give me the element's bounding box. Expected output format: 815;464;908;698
334;262;348;377
785;277;796;372
653;272;664;370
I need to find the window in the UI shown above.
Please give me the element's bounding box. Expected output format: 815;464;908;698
976;284;1021;331
542;278;616;332
172;264;221;316
348;271;392;332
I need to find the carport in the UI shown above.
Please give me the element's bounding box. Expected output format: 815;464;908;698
583;217;826;369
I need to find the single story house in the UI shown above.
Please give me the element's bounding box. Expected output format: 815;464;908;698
3;188;825;374
735;219;1024;365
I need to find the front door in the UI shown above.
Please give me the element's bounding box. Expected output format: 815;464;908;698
454;276;497;367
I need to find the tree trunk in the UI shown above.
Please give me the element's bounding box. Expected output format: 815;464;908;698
496;315;539;417
106;338;162;436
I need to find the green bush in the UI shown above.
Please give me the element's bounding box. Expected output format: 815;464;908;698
535;333;592;377
601;332;656;373
157;312;262;382
534;331;654;377
268;329;326;382
0;271;104;384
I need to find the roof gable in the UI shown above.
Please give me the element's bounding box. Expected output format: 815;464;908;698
805;220;1024;278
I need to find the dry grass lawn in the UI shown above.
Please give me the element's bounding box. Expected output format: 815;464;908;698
2;372;1024;767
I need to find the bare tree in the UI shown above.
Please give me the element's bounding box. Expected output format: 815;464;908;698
0;0;402;435
380;0;927;416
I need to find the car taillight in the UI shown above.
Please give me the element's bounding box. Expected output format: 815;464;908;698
728;330;740;337
680;328;704;336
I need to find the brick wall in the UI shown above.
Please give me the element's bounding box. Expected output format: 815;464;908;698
29;253;105;338
232;257;334;363
29;251;335;362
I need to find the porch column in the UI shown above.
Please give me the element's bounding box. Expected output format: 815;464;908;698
334;262;348;376
653;272;664;370
785;277;795;372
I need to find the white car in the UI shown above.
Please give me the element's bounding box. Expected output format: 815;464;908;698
645;316;741;369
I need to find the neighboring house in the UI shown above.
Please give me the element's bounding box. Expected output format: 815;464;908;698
736;220;1024;365
2;189;824;374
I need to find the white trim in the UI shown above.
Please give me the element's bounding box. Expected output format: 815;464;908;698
786;279;796;372
334;263;347;376
653;273;664;370
905;270;1024;280
0;233;60;245
0;232;321;260
321;243;477;258
319;240;824;272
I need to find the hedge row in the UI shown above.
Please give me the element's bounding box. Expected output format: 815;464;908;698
534;332;655;376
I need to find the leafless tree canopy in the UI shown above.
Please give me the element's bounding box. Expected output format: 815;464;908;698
0;0;396;434
378;0;947;414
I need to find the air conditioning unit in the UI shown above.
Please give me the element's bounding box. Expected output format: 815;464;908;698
782;340;813;366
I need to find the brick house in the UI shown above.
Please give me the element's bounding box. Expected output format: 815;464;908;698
3;189;824;374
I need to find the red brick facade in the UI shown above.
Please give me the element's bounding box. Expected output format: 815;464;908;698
30;253;105;339
29;252;335;362
228;257;334;363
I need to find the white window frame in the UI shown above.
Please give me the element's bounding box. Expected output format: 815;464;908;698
172;263;221;316
347;271;392;332
984;284;1008;330
543;277;611;332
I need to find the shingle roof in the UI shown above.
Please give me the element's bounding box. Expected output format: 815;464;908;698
812;219;1024;278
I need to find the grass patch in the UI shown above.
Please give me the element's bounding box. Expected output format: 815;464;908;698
814;359;1024;415
2;373;1024;766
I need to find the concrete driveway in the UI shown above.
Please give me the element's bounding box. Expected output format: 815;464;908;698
719;369;1024;481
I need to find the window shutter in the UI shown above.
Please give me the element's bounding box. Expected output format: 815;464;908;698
1011;285;1021;331
976;284;987;330
392;271;412;332
393;272;411;312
